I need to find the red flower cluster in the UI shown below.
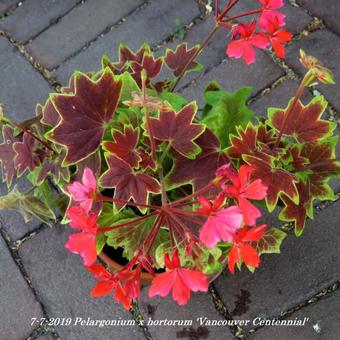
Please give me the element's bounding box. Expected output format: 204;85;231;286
222;0;292;64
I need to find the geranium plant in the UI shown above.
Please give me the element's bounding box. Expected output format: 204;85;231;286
0;0;339;309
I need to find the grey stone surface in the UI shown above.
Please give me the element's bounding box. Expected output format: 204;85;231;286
26;0;145;69
139;288;235;340
249;79;312;117
285;29;340;113
181;51;284;107
214;200;340;332
0;235;43;339
248;289;340;340
55;0;201;85
19;225;144;340
0;0;80;43
36;333;58;340
0;0;18;13
0;36;51;121
297;0;340;36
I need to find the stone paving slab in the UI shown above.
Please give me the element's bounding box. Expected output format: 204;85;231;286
0;35;51;121
0;0;80;44
285;29;340;113
36;333;58;340
139;288;235;340
181;51;284;107
297;0;340;36
55;0;201;85
0;234;43;339
248;289;340;340
26;0;145;69
0;0;18;13
19;225;144;340
213;199;340;333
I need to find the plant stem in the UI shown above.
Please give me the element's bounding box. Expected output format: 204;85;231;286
3;116;56;154
96;194;160;210
97;211;159;234
274;72;313;149
144;214;164;254
222;8;263;22
218;0;239;20
170;24;220;92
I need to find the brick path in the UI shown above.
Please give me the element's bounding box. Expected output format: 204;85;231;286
0;1;339;339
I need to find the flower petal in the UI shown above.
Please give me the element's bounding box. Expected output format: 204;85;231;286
148;271;177;298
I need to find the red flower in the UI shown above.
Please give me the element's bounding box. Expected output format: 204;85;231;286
87;264;135;310
66;167;97;212
197;193;243;248
228;224;267;274
65;206;98;266
265;17;292;58
222;165;267;226
258;0;285;29
148;249;208;305
227;22;270;65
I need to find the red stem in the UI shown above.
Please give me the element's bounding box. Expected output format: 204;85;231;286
96;194;160;210
222;8;263;22
145;214;164;254
218;0;239;20
97;211;159;234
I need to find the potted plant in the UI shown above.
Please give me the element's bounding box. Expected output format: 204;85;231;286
0;0;339;310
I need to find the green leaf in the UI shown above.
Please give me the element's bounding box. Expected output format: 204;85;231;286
0;186;56;226
155;241;172;268
96;233;107;254
202;87;254;148
158;92;188;111
251;227;287;255
118;72;140;102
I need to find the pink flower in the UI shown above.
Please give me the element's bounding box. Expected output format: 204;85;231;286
65;206;98;266
197;194;243;248
258;0;286;29
227;22;270;65
149;249;208;305
66;167;97;212
222;165;267;226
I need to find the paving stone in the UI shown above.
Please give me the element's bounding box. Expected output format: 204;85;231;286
139;289;235;340
55;0;201;85
26;0;145;69
297;0;340;36
36;333;58;340
19;225;144;340
248;289;340;340
181;51;284;107
0;178;42;241
0;234;43;339
285;29;340;113
213;200;340;332
249;79;312;117
0;36;51;121
0;0;80;44
0;0;19;13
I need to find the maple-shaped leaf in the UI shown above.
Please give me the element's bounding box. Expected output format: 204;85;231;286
279;181;314;236
165;128;229;191
99;155;160;212
227;122;275;159
39;75;76;127
0;126;22;187
268;96;336;143
299;137;340;201
243;154;299;212
13;133;41;177
251;227;287;255
202;87;254;148
149;102;205;159
75;151;102;182
49;68;122;165
165;43;202;77
102;125;141;168
138;147;156;171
